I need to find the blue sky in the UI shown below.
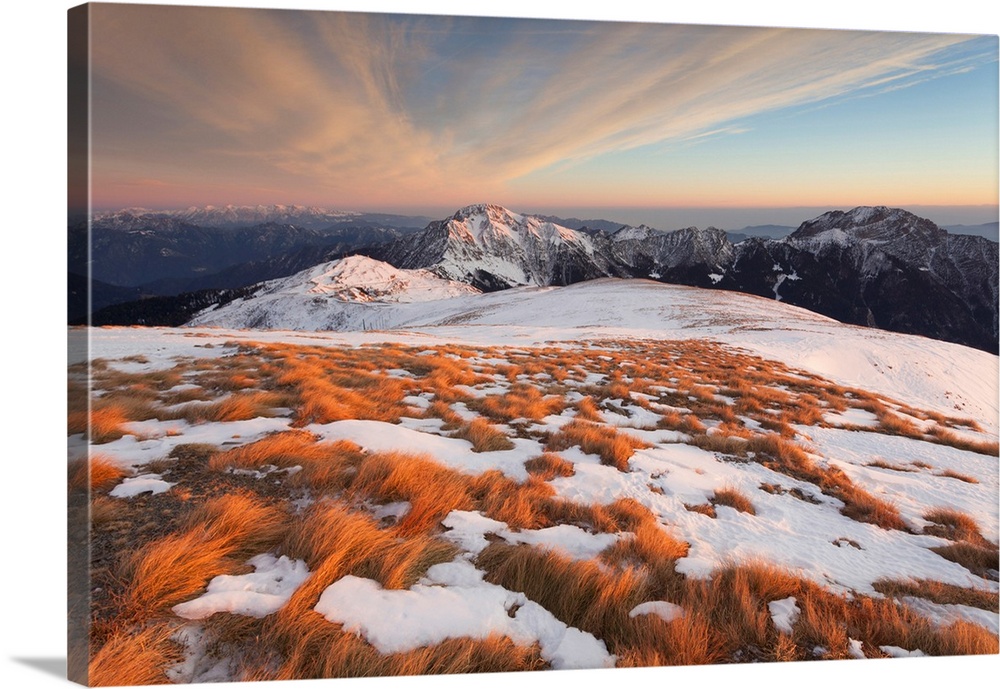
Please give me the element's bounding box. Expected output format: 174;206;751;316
85;3;998;226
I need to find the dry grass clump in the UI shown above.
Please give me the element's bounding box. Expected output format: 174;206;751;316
930;542;1000;579
523;453;575;480
247;621;544;681
658;411;706;435
88;622;183;687
279;502;457;593
745;434;908;531
936;468;980;484
258;505;460;679
873;406;923;437
781;395;826;426
873;578;999;612
208;430;365;493
450;418;515;452
424;399;463;427
293;376;409;425
70;400;156;444
866;459;917;473
574;396;603;422
471;472;560;530
927;426;1000;457
477;542;652;653
89;495;127;527
546;420;650;471
837;489;907;532
923;507;989;545
689;433;748;456
173;390;287;423
685;502;717;518
710;487;757;516
350;451;474;536
919;506;998;577
120;493;289;620
599;500;689;600
468;383;564;422
68;455;127;493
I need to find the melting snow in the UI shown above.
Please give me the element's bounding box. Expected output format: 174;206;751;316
768;596;800;634
314;561;614;670
172;555;310;620
629;601;685;623
109;474;174;498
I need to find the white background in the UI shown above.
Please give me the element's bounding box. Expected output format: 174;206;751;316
2;1;997;688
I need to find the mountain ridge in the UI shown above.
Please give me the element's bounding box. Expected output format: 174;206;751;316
78;202;999;352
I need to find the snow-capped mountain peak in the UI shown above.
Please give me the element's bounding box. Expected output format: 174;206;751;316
188;255;480;331
788;206;945;247
262;254;479;304
381;203;610;290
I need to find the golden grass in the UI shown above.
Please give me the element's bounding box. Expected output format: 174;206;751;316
936;468;981;484
470;471;557;530
450;418;515;452
931;542;1000;578
424;399;463;427
120;493;289;620
90;495;128;527
350;451;474;536
477;541;653;653
873;578;999;613
208;430;364;494
173;391;287;423
69;405;130;444
574;396;603;422
469;383;564;422
923;507;989;545
711;487;757;516
658;411;706;434
68;455;127;493
745;434;909;531
250;622;544;681
546;420;650;471
690;433;748;456
80;338;1000;680
88;622;182;687
600;502;689;600
927;427;1000;456
866;459;917;473
523;453;576;480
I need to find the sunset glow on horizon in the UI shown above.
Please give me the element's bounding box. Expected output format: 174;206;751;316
84;4;999;221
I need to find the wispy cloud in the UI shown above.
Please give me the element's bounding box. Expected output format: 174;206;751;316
87;5;993;207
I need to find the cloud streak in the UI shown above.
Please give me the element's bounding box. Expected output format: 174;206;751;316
87;5;994;208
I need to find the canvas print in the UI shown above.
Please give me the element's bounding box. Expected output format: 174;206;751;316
67;2;999;686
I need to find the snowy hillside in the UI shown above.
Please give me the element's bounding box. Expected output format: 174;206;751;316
187;269;998;428
189;255;480;330
75;261;999;683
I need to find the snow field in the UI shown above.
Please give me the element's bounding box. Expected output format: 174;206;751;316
77;327;999;679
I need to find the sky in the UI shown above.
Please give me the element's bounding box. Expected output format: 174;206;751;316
78;1;999;227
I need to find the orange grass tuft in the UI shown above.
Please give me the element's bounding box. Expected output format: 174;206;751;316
68;455;127;493
546;420;650;471
121;493;289;619
450;418;515;452
88;622;182;687
523;453;576;480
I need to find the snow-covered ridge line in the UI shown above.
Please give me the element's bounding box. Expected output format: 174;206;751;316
182;271;998;430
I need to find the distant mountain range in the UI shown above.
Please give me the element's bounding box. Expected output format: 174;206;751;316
76;203;999;352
